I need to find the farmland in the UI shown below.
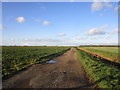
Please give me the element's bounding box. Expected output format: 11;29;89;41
79;47;120;64
76;47;120;88
2;46;120;89
2;46;70;79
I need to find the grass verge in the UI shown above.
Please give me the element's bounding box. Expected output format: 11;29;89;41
76;48;120;89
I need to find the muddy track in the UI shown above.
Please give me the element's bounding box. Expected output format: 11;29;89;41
3;48;94;88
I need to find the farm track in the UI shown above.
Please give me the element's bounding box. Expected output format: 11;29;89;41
3;48;94;88
78;48;120;69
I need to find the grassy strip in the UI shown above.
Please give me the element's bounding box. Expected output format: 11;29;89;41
79;48;120;70
3;48;70;80
81;47;119;63
76;48;120;89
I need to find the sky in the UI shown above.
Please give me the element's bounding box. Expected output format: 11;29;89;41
1;2;119;46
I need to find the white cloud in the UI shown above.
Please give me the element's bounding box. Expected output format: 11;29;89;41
105;35;111;39
104;2;112;8
43;20;51;25
0;25;4;30
22;43;30;46
0;25;6;30
2;36;118;46
91;2;103;11
91;2;112;12
114;5;120;12
16;17;25;23
89;36;101;40
109;28;120;34
23;38;63;42
69;0;79;2
3;38;68;46
76;37;87;40
34;19;51;25
57;33;66;37
86;25;109;36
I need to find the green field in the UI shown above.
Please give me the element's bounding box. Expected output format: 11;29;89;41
76;48;120;88
2;46;69;78
2;46;120;88
80;47;119;63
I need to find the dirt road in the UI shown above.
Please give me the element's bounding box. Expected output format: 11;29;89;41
3;48;91;88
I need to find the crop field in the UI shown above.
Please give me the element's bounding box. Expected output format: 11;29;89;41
2;46;120;89
80;47;120;64
2;46;70;78
76;48;120;88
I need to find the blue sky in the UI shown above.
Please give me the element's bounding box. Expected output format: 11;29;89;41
2;2;119;46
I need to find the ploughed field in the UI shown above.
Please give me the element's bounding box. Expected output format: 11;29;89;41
2;46;70;78
80;47;120;64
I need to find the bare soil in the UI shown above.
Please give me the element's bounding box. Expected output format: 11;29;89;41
3;48;92;88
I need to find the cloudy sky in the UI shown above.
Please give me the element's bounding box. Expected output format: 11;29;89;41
1;2;119;46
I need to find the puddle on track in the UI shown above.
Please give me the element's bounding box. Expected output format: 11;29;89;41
46;60;58;63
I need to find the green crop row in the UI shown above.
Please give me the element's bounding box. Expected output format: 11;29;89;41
2;46;70;79
76;48;120;89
